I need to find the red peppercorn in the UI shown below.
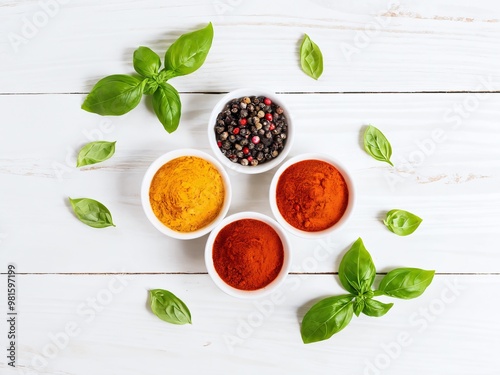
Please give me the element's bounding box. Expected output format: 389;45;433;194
247;156;253;162
233;127;240;135
265;113;273;121
239;118;247;126
252;136;260;144
243;147;250;155
217;141;222;148
269;123;276;131
264;98;272;106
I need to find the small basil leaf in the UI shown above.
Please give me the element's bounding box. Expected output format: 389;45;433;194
143;78;159;95
363;125;394;166
384;209;423;236
338;238;376;295
301;295;354;344
149;289;192;325
153;83;182;133
300;34;323;80
133;46;161;78
76;141;116;167
353;297;364;317
379;268;435;299
69;197;115;228
164;22;214;78
362;298;394;317
82;75;145;116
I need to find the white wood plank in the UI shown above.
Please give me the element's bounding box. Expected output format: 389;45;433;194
0;274;498;374
0;0;499;93
0;93;499;273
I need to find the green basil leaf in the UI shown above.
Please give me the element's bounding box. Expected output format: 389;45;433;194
353;297;364;317
384;209;423;236
82;75;145;116
164;22;214;78
133;46;161;78
301;295;354;344
69;197;115;228
153;83;182;133
362;298;394;317
300;34;323;80
76;141;116;167
143;78;159;95
149;289;192;325
379;268;435;299
338;238;376;295
363;125;394;166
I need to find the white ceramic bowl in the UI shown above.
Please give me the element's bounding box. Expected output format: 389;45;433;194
207;88;294;174
205;211;292;298
141;149;232;240
269;153;356;239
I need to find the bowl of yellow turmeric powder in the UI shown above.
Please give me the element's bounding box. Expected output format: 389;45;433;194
141;149;232;240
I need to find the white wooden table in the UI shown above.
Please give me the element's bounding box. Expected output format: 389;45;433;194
1;1;500;374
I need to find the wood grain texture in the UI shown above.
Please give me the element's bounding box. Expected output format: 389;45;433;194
0;274;498;375
0;93;499;273
0;0;499;93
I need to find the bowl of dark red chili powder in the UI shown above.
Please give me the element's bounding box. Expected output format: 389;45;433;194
205;212;292;298
270;154;355;238
208;88;294;174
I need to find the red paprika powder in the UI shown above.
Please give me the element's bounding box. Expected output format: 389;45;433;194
276;159;349;232
212;219;284;290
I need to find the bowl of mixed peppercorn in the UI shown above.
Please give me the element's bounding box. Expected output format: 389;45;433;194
208;88;294;174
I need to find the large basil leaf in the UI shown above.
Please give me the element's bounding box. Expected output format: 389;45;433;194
150;289;192;325
133;46;161;78
363;125;394;166
76;141;116;167
164;22;213;78
82;75;145;116
362;298;394;317
301;295;354;344
384;209;423;236
69;197;115;228
300;34;323;80
379;268;435;299
153;83;182;133
338;238;376;295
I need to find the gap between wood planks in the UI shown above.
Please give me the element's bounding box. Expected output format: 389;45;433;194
1;91;500;95
1;272;499;276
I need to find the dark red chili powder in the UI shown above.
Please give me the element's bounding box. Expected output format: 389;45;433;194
212;219;284;291
276;159;349;232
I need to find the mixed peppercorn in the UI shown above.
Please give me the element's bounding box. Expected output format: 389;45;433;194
214;96;288;166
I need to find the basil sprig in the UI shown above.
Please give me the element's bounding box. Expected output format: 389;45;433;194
69;197;115;228
300;34;323;80
82;23;213;133
149;289;192;325
76;141;116;167
301;238;434;344
363;125;394;166
384;209;423;236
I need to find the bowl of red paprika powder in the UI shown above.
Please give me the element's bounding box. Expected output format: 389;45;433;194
269;153;356;238
204;211;292;298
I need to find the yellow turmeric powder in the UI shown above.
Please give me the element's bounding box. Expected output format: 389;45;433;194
149;156;225;232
